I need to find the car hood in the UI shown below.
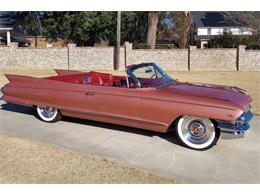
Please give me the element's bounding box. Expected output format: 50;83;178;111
163;81;252;108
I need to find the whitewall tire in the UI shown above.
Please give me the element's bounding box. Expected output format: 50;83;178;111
36;106;61;122
176;116;220;150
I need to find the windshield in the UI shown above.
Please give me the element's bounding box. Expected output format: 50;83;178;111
128;63;175;88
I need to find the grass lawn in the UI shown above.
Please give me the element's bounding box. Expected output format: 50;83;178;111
0;134;175;184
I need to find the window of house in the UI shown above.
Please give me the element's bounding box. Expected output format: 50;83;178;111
223;27;230;34
239;28;244;34
207;28;211;35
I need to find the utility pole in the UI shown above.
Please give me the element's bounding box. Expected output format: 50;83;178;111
114;11;121;70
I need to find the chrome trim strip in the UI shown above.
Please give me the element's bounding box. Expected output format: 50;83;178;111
217;111;253;135
62;108;168;127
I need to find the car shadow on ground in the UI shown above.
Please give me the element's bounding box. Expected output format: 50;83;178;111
0;102;183;147
1;102;35;115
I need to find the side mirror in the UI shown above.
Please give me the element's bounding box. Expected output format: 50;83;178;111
145;69;153;73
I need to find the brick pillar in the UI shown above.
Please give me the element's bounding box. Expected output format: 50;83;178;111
189;46;197;71
237;45;246;71
124;42;132;67
67;43;76;70
9;42;18;48
8;42;18;68
67;43;76;48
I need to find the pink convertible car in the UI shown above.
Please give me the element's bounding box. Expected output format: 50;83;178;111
2;63;253;150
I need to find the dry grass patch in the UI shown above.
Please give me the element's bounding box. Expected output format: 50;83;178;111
0;134;175;184
0;69;56;84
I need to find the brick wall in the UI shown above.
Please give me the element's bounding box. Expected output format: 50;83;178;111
12;48;68;69
239;45;260;71
126;49;188;71
69;46;114;70
190;49;237;71
0;47;9;68
68;45;125;70
0;42;259;71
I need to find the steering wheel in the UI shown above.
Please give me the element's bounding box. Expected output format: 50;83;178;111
150;73;157;79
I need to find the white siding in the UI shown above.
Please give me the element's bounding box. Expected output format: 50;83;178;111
197;28;208;35
211;28;222;35
197;27;252;36
230;28;241;35
198;28;222;35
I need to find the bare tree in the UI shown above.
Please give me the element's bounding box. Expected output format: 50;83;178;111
171;11;192;48
244;12;260;35
223;12;260;35
147;12;161;49
223;11;260;47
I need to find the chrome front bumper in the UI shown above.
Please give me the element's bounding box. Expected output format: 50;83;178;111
217;111;254;135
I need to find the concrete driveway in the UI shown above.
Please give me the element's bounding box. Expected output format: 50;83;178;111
0;92;259;183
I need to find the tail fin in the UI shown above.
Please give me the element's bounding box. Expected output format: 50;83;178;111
5;74;34;82
54;69;82;76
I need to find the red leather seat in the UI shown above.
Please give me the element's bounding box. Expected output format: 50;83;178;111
83;71;114;86
87;72;104;86
101;74;113;86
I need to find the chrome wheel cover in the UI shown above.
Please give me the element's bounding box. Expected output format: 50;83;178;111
178;116;216;149
37;106;58;121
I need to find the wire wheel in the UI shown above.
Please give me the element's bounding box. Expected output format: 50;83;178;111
36;106;61;122
177;116;218;150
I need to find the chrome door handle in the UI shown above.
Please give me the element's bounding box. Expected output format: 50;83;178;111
85;92;94;96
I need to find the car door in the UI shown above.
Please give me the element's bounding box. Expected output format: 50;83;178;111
78;84;142;129
139;87;171;133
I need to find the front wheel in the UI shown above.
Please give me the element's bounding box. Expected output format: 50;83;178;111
176;116;220;150
36;106;61;122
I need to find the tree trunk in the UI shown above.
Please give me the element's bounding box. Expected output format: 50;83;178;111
147;12;160;49
179;12;191;49
35;35;38;47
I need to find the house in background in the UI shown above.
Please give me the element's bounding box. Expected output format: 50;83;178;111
0;12;68;48
0;12;31;46
0;12;15;46
190;12;252;49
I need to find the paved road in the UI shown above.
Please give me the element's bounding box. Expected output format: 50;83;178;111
0;92;259;183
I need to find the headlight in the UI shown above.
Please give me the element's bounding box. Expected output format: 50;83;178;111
244;104;251;113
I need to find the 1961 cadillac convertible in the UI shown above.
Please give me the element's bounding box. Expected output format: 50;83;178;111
2;63;253;150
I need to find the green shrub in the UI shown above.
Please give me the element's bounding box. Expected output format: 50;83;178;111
133;43;151;49
208;33;260;49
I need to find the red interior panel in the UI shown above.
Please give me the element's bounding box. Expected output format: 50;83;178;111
47;71;128;87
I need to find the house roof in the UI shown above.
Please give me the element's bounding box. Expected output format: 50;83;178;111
190;11;246;28
0;12;16;29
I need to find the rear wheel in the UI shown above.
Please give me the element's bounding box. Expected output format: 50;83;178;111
176;116;219;150
36;106;61;122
